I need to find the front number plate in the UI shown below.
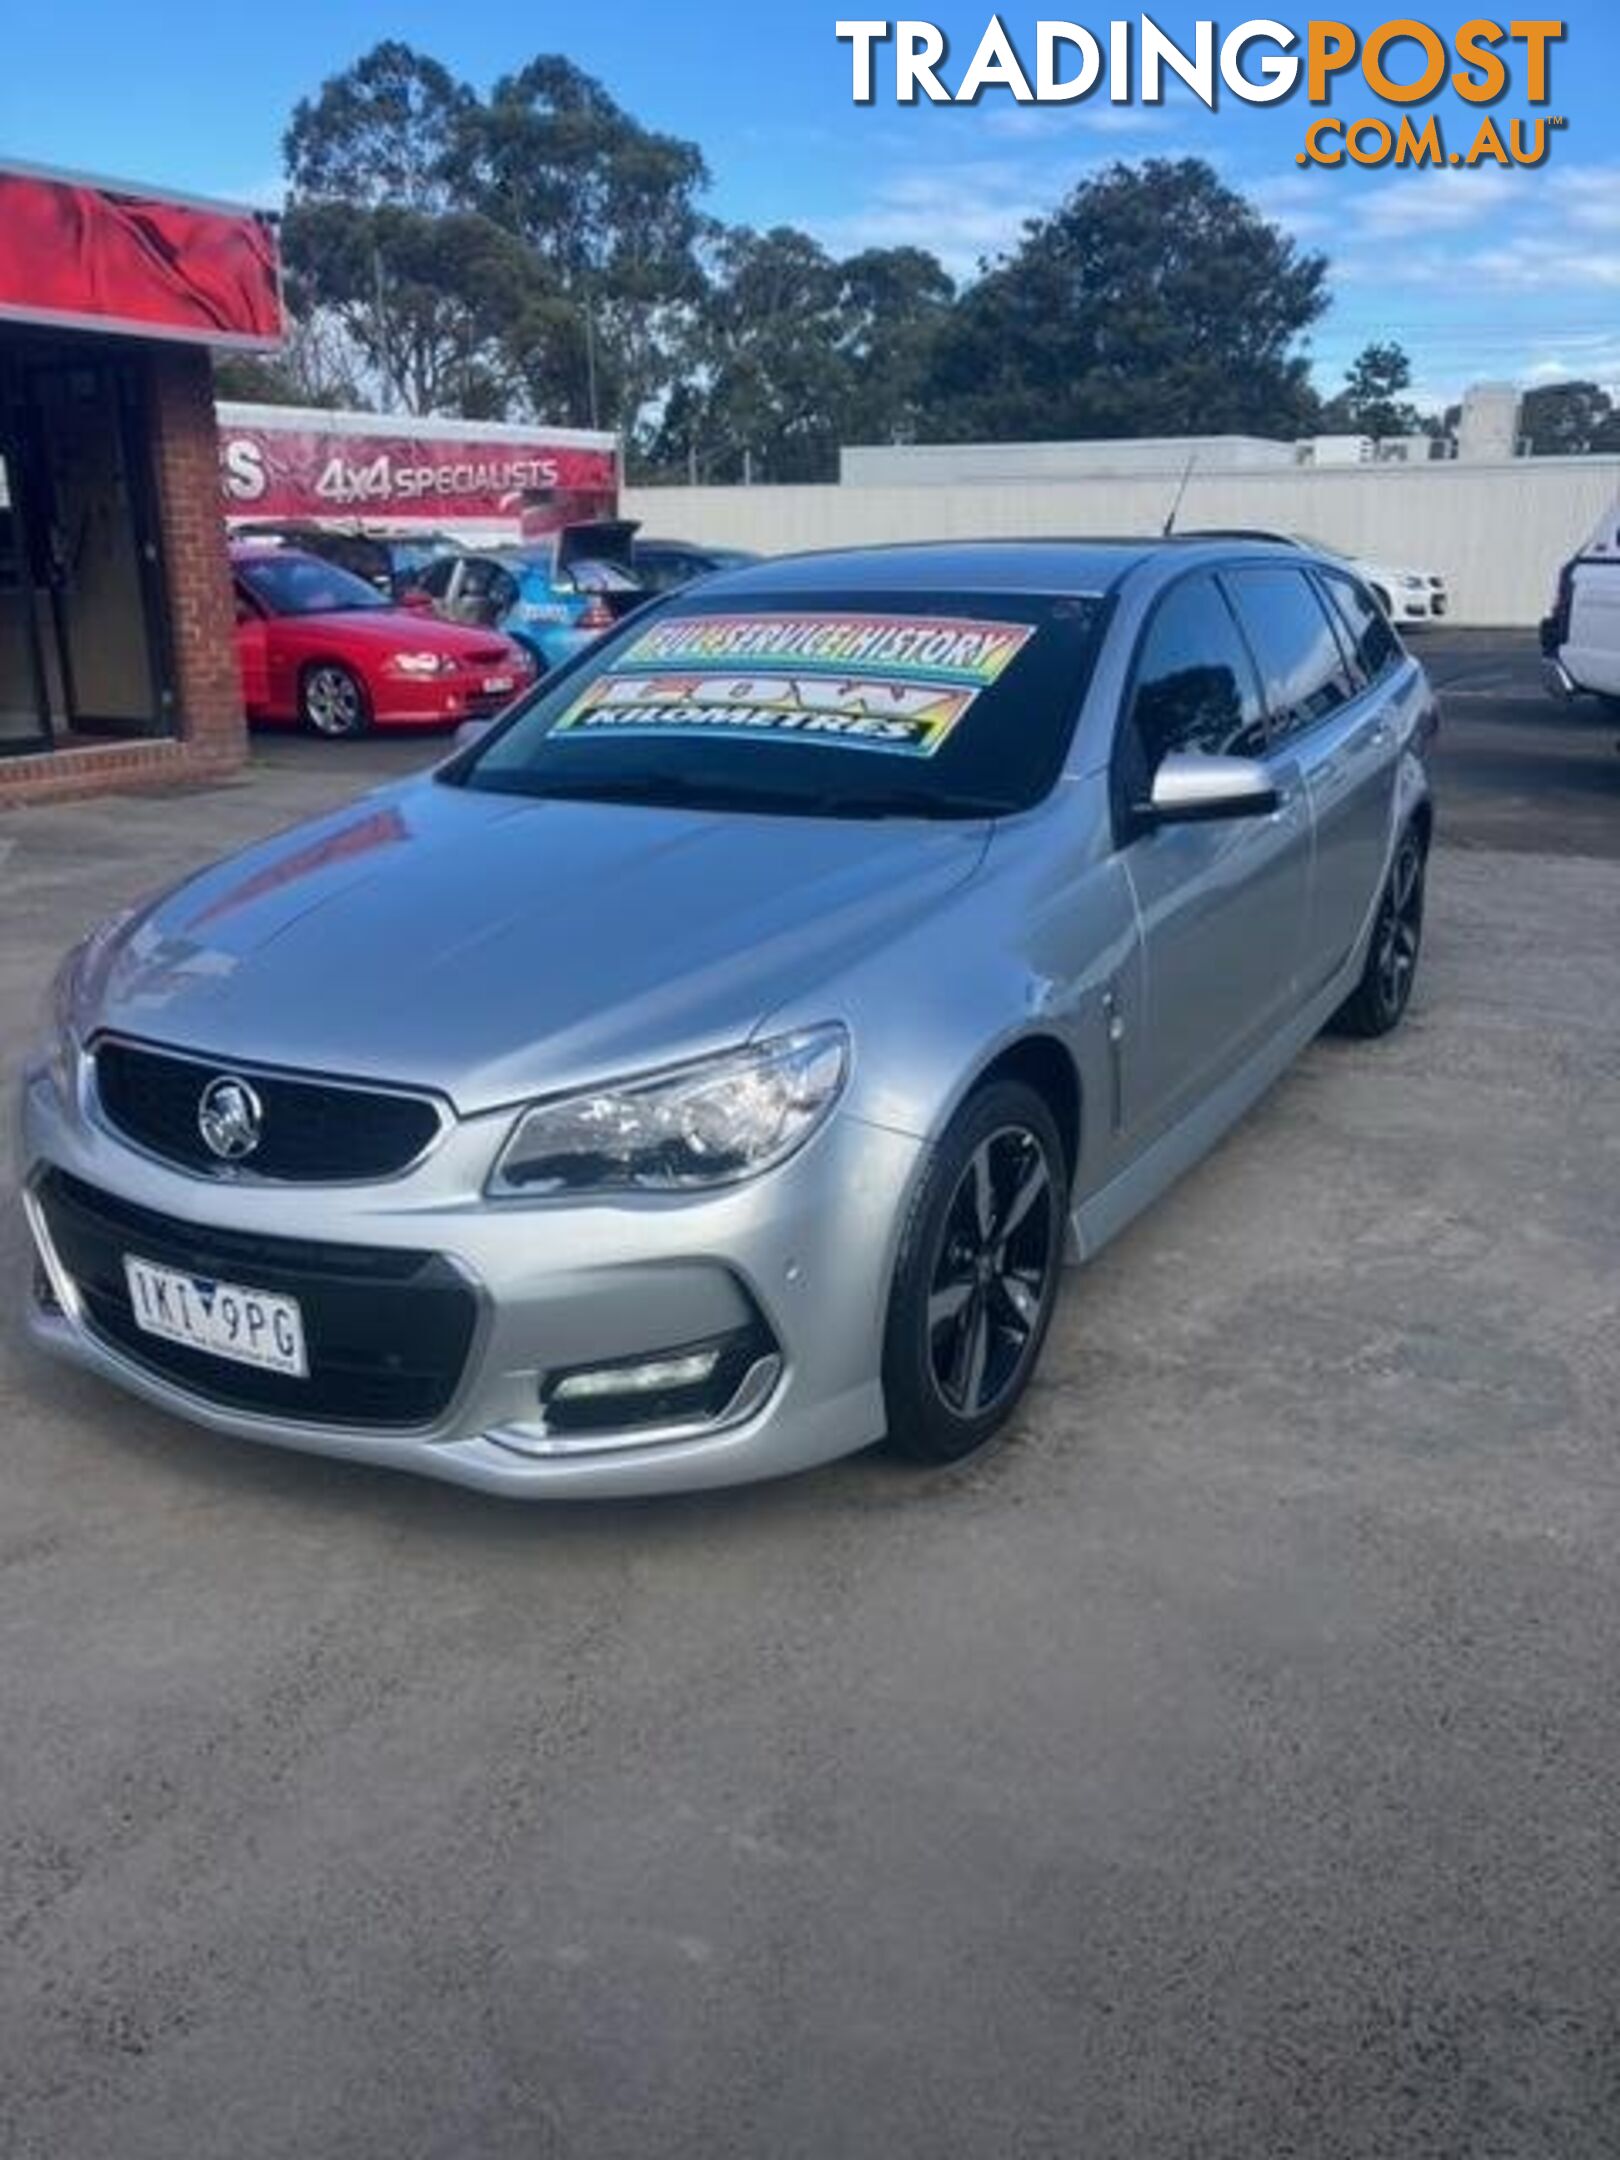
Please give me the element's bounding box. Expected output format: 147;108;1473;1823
123;1255;308;1378
482;674;515;694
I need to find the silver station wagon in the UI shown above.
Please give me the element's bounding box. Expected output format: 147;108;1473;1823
22;540;1437;1497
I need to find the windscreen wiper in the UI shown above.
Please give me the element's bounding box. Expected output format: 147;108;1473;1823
467;773;1007;820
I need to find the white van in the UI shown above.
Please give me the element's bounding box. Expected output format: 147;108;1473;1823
1542;501;1620;709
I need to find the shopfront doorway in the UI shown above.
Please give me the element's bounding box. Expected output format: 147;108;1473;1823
0;341;175;755
0;413;49;748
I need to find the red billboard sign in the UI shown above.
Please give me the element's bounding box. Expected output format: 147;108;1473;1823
218;412;618;536
0;164;282;349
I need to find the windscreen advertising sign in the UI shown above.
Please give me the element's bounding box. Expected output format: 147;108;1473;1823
0;163;282;347
552;613;1037;756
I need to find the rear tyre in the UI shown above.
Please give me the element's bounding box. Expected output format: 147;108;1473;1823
1331;823;1427;1038
299;662;371;740
883;1080;1066;1467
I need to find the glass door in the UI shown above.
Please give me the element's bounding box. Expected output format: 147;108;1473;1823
25;354;172;738
0;419;51;753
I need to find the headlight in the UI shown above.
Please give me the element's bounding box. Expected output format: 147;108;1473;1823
36;936;94;1101
1401;574;1425;591
489;1025;849;1197
387;651;455;677
38;907;136;1074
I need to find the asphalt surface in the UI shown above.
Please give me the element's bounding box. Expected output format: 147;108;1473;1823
2;631;1616;2158
1416;628;1620;861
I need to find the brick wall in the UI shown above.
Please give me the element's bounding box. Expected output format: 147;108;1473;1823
0;338;248;809
146;343;247;772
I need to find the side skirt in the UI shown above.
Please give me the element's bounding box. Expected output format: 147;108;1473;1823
1067;956;1361;1264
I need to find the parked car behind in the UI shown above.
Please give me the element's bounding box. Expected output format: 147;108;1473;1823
231;521;459;603
25;538;1436;1498
1540;501;1620;712
1187;529;1448;625
231;544;535;738
633;536;761;595
419;520;646;671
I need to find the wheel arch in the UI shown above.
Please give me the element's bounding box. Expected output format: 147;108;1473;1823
953;1032;1083;1194
297;655;373;720
299;654;370;692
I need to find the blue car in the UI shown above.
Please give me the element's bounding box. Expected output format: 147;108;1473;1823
417;521;646;672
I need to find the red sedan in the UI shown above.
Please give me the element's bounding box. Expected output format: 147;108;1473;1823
231;544;537;738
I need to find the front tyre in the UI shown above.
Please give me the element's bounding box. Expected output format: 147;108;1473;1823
1332;823;1427;1038
299;662;371;739
883;1079;1066;1466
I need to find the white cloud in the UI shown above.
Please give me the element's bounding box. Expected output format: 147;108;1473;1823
219;174;285;211
1070;105;1171;136
814;158;1081;277
1347;163;1520;235
1460;237;1620;290
980;104;1166;140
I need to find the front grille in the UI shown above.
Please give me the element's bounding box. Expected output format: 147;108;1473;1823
464;645;516;667
94;1039;443;1182
36;1169;478;1429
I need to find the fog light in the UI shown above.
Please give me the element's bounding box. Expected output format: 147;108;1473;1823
522;1322;782;1448
551;1347;722;1403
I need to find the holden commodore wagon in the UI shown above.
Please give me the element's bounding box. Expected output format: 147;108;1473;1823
21;540;1437;1497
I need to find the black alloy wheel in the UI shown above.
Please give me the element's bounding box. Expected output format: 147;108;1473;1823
884;1079;1066;1465
1334;824;1427;1037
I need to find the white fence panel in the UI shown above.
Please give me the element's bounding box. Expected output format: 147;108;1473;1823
625;460;1620;627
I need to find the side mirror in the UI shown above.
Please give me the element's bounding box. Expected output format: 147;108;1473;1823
1139;751;1278;826
452;718;494;754
398;587;436;613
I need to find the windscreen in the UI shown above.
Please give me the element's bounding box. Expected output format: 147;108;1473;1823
455;587;1108;819
236;553;389;616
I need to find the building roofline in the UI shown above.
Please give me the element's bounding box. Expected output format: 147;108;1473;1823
0;154;276;221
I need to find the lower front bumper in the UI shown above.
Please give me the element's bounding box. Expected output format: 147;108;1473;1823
367;677;530;728
1541;655;1579;702
20;1062;926;1498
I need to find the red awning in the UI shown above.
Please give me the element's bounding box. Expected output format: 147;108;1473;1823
0;162;283;350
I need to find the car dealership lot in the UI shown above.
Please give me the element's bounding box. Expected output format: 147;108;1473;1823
2;630;1617;2157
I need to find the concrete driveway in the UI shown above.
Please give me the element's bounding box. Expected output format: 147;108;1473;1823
2;635;1617;2158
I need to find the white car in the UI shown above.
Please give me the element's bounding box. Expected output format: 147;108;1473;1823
1187;531;1448;624
1540;499;1620;711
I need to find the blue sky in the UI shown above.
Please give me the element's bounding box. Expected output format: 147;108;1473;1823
3;3;1615;411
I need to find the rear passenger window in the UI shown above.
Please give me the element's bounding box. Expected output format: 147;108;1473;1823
1127;573;1266;771
1320;571;1401;686
1225;567;1356;742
